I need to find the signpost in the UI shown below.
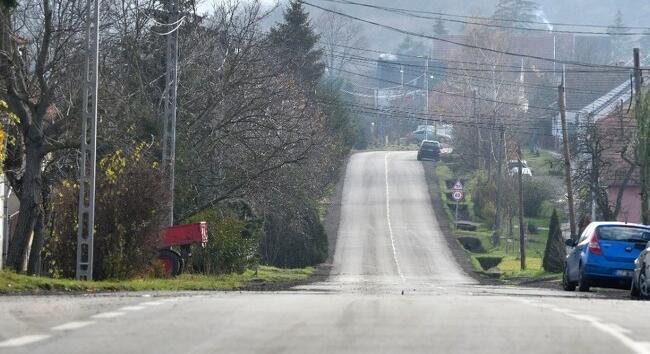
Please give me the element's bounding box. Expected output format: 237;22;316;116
451;180;464;226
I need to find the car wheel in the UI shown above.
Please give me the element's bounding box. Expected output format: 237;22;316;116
631;275;640;299
640;266;649;300
562;265;576;291
578;266;590;292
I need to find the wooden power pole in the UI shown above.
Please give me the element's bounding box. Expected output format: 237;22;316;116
494;124;505;246
517;145;526;270
634;48;649;224
559;69;577;239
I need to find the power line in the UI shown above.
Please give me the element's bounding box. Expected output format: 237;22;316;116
301;1;639;69
313;0;650;31
329;51;632;96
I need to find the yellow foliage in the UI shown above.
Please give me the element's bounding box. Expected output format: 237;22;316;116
99;142;155;184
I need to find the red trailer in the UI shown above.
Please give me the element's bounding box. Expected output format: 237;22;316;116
157;222;208;276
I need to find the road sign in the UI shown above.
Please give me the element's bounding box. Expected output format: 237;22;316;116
452;180;464;191
452;191;464;201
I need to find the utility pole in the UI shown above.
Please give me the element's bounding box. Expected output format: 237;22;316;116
76;0;101;280
494;124;505;246
425;56;429;139
634;48;649;224
559;68;577;240
517;145;526;270
162;0;180;227
474;89;479;156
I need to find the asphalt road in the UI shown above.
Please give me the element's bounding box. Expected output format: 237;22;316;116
1;151;649;354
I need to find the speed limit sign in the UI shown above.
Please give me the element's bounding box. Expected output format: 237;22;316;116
452;190;464;201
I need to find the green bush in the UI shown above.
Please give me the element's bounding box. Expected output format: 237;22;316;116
470;171;496;226
187;203;261;275
260;202;328;268
522;177;556;217
45;147;168;280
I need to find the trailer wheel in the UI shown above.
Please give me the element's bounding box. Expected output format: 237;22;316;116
157;249;183;277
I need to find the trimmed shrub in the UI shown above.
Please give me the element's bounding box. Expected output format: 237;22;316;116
458;237;485;253
476;256;503;271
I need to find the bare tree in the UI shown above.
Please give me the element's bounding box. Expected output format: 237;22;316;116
315;8;366;77
0;0;87;272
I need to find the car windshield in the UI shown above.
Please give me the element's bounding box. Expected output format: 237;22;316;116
422;142;439;148
596;225;650;242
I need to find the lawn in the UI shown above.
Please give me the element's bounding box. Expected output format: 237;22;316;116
524;149;562;176
0;266;314;294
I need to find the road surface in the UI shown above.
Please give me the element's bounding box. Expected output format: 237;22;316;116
1;151;649;354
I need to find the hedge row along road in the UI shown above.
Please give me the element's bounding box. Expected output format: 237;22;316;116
1;151;649;354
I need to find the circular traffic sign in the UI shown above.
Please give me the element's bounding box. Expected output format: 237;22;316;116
452;191;464;201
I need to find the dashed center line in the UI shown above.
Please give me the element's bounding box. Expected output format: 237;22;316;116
384;152;405;283
91;311;125;319
0;334;51;347
52;321;95;331
120;305;146;311
141;301;165;306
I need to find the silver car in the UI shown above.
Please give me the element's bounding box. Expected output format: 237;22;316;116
631;241;650;299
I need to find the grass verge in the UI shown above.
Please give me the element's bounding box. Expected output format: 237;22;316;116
427;159;562;283
0;266;314;294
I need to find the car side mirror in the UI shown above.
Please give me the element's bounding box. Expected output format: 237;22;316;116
565;238;577;247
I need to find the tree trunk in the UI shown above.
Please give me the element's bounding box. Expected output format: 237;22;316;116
6;145;43;272
27;210;45;275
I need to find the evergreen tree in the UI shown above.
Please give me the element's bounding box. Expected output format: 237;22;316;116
492;0;539;29
269;1;324;86
433;17;448;36
607;10;630;61
543;209;566;273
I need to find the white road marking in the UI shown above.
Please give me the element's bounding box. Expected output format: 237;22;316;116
0;334;51;347
516;299;649;354
91;311;125;319
52;321;95;331
120;305;146;311
384;153;405;283
141;301;165;306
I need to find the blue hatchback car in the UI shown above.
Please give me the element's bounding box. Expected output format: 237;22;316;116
563;222;650;292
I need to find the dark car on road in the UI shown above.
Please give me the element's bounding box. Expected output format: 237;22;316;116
631;240;650;299
563;222;650;292
417;140;441;161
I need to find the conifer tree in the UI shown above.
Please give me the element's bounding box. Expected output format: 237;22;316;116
543;209;566;273
269;1;324;87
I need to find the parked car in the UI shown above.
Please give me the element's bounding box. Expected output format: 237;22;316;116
631;241;650;299
507;160;532;176
417;140;441;161
563;222;650;292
